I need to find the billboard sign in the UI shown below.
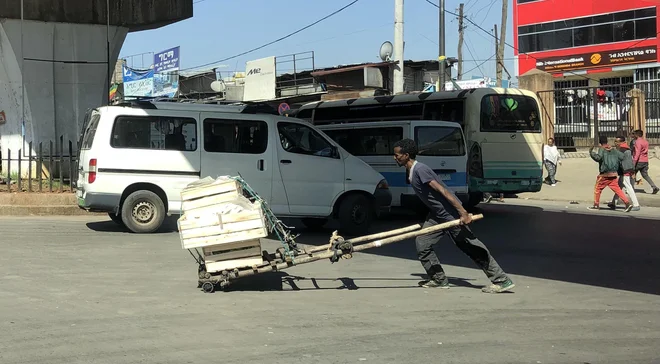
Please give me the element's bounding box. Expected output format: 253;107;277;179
243;56;276;101
122;66;154;97
535;46;658;73
153;46;180;73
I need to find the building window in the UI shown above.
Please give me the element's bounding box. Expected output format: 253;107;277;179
518;7;656;53
203;119;268;154
111;116;197;151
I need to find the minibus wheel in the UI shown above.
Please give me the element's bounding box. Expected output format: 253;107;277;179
337;194;373;236
121;190;166;234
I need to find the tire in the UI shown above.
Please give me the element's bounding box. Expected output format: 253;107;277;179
108;212;124;226
337;194;374;236
121;190;166;234
301;218;328;230
465;192;484;209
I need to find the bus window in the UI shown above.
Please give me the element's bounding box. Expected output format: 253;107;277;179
423;100;465;124
479;95;542;133
414;126;466;156
323;127;403;156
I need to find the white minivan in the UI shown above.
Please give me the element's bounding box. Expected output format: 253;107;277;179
75;100;391;235
317;120;468;211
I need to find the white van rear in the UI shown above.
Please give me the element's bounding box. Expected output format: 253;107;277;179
318;120;468;210
76;101;391;235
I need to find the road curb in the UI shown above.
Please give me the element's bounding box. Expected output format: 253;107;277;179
0;205;105;216
519;195;660;208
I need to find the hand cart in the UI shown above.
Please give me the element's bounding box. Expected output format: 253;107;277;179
180;176;483;293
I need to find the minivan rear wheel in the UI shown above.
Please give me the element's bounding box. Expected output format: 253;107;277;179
337;194;373;236
121;190;166;234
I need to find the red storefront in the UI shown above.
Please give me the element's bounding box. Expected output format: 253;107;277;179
513;0;660;80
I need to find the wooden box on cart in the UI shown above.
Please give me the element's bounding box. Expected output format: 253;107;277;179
177;177;268;273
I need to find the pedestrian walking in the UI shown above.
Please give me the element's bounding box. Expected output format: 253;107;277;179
393;138;515;293
607;136;640;211
543;137;561;186
588;135;632;212
631;130;659;194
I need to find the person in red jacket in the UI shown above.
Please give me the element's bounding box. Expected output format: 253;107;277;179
631;130;659;194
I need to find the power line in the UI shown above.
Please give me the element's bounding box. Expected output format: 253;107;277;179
463;33;486;77
462;54;496;75
180;0;361;72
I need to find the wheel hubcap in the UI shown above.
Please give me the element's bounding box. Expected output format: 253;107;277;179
132;201;155;224
351;203;366;224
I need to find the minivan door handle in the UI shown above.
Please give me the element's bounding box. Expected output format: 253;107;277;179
280;160;292;164
257;159;265;171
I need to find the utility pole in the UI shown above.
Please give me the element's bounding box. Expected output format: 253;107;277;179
393;0;404;94
496;0;508;87
438;0;446;91
494;24;499;85
457;3;464;80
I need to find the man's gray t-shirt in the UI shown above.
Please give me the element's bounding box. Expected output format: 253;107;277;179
409;161;459;220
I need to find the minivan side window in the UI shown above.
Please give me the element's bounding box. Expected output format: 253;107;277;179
414;126;465;156
323;127;403;156
277;122;336;158
111;116;197;151
203;119;268;154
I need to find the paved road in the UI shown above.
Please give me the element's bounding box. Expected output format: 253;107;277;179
1;201;659;364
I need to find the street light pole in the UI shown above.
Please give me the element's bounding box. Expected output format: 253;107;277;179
438;0;446;91
393;0;404;94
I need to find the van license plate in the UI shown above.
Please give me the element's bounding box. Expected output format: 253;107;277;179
439;174;451;181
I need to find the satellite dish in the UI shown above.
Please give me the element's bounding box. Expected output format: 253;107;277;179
379;41;393;61
210;80;226;93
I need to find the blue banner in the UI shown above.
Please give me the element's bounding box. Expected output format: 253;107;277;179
122;66;154;97
154;46;180;73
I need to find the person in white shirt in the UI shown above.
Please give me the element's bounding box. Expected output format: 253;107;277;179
543;138;562;186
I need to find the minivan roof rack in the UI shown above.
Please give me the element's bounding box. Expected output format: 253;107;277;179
111;98;279;115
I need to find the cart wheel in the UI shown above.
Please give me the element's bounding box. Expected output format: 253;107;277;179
201;282;215;293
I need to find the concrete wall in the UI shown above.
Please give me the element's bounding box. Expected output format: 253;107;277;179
0;18;127;172
0;0;193;31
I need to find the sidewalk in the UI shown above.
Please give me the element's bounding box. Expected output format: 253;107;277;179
517;156;660;208
0;193;98;216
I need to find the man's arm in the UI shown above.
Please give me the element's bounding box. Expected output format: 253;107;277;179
632;142;641;165
589;147;602;162
428;180;472;224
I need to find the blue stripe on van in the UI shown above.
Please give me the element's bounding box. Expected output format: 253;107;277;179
381;171;468;188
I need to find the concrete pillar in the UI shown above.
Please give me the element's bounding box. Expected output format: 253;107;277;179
0;19;127;174
518;69;555;142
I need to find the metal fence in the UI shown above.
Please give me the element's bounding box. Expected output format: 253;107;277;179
0;137;79;193
539;80;660;149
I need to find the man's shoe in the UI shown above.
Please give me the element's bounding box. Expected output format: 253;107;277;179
653;187;659;195
482;278;515;293
606;202;616;210
624;204;633;212
587;206;600;210
631;206;641;211
419;279;450;289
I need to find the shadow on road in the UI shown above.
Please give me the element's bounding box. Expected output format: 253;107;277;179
85;217;179;234
216;272;483;292
287;204;660;296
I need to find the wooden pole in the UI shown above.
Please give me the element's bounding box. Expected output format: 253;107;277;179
305;223;423;254
217;214;484;281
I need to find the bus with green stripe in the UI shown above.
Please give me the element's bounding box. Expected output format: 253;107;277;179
294;87;544;207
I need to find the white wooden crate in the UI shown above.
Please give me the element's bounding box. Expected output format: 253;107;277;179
202;239;264;273
178;176;269;272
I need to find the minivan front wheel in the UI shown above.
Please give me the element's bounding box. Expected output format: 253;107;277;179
337;194;374;236
121;190;166;234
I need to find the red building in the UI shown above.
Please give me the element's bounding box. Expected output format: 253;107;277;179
513;0;660;85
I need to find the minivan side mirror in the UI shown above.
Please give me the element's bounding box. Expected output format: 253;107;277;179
331;145;340;159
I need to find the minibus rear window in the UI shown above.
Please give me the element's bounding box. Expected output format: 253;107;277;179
480;94;542;133
80;114;100;150
414;126;466;156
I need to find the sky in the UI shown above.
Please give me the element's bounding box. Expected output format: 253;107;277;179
119;0;516;83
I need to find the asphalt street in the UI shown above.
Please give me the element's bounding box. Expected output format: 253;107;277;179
1;200;659;364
